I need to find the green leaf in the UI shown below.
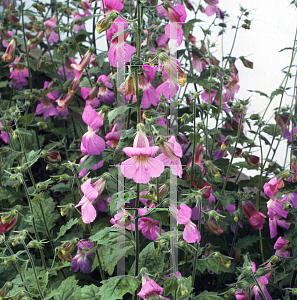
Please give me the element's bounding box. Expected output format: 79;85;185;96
73;284;101;300
95;51;108;67
50;183;70;193
26;150;41;167
0;80;10;88
247;90;268;98
77;154;103;172
32;197;59;234
44;290;61;300
97;276;140;300
235;235;263;249
129;242;165;276
233;161;259;170
193;164;203;188
55;218;79;241
182;19;203;38
140;210;169;225
212;191;235;210
196;255;233;275
164;276;179;297
108;106;127;124
116;128;137;150
0;186;23;204
194;291;224;300
56;276;79;300
109;190;136;215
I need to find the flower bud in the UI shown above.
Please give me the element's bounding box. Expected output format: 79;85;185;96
1;210;18;224
60;203;74;216
4;255;17;265
96;11;118;34
0;282;13;299
7;13;19;25
2;37;16;63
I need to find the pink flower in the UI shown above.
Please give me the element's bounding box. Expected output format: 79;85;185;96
71;50;92;80
121;125;164;184
204;0;224;19
35;81;59;120
269;216;290;239
0;120;8;143
101;0;123;12
59;56;76;80
138;208;165;241
263;177;284;198
81;87;100;108
106;122;122;148
138;275;170;300
156;67;179;100
0;30;14;48
97;75;115;104
157;136;183;177
76;179;99;223
81;105;105;156
81;0;92;16
282;192;297;208
0;215;18;235
242;201;266;230
78;155;104;178
191;54;207;73
9;56;29;89
274;237;291;258
106;16;136;68
177;203;201;243
267;198;288;219
73;11;85;32
223;65;240;102
235;290;249;300
71;239;94;274
44;15;59;45
111;210;136;230
2;37;15;62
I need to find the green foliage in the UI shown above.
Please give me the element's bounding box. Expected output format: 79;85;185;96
194;291;224;299
55;218;79;241
196;255;234;275
55;276;79;300
235;235;263;249
73;284;101;300
97;276;140;300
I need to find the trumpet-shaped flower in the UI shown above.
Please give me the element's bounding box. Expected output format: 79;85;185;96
274;236;291;258
121;125;164;184
177;203;201;243
157;136;183;177
81;105;105;156
263;177;284;198
138;275;170;300
71;239;94;274
269;216;290;239
242;201;266;230
9;56;29;89
97;75;115;104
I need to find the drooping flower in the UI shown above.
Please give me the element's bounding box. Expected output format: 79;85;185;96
177;203;201;243
106;16;136;68
263;177;285;198
81;105;105;156
120;124;164;184
269;216;290;239
282;192;297;208
274;236;291;258
2;37;15;62
97;75;115;104
0;29;14;48
35;81;59;119
223;64;240;102
157;136;183;178
44;15;59;45
138;275;170;300
81;0;92;16
267;198;288;219
205;219;223;236
71;50;93;80
59;56;76;80
9;55;29;89
139;208;165;241
110;210;136;230
71;239;94;274
78;155;104;178
106;122;122;148
0;215;18;235
242;201;266;230
0;120;8;143
81;86;100;108
73;11;85;32
204;0;224;19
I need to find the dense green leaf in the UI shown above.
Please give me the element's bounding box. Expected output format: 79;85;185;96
77;153;103;172
212;191;235;210
109;190;136;215
73;284;101;300
97;276;140;300
56;276;79;300
55;218;79;241
196;255;234;275
235;235;263;249
129;242;165;276
194;291;224;299
182;19;203;38
0;186;23;204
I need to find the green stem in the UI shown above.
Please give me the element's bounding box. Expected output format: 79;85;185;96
22;241;44;299
20;0;32;92
189;96;196;198
134;183;140;300
215;114;243;210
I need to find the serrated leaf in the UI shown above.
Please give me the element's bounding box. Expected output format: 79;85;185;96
97;276;140;300
182;19;203;38
73;284;101;300
77;153;103;172
129;242;165;276
108;106;127;124
235;235;263;249
0;80;10;88
140;210;169;225
55;218;79;241
0;186;23;204
233;161;259;170
50;183;70;193
44;290;61;300
212;191;235;210
196;255;233;275
56;276;79;300
116;128;137;150
32;197;59;234
194;291;224;299
26;150;41;167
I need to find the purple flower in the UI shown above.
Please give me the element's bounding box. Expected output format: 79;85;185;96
269;216;290;239
97;75;115;104
71;239;94;274
9;56;29;89
274;237;291;258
